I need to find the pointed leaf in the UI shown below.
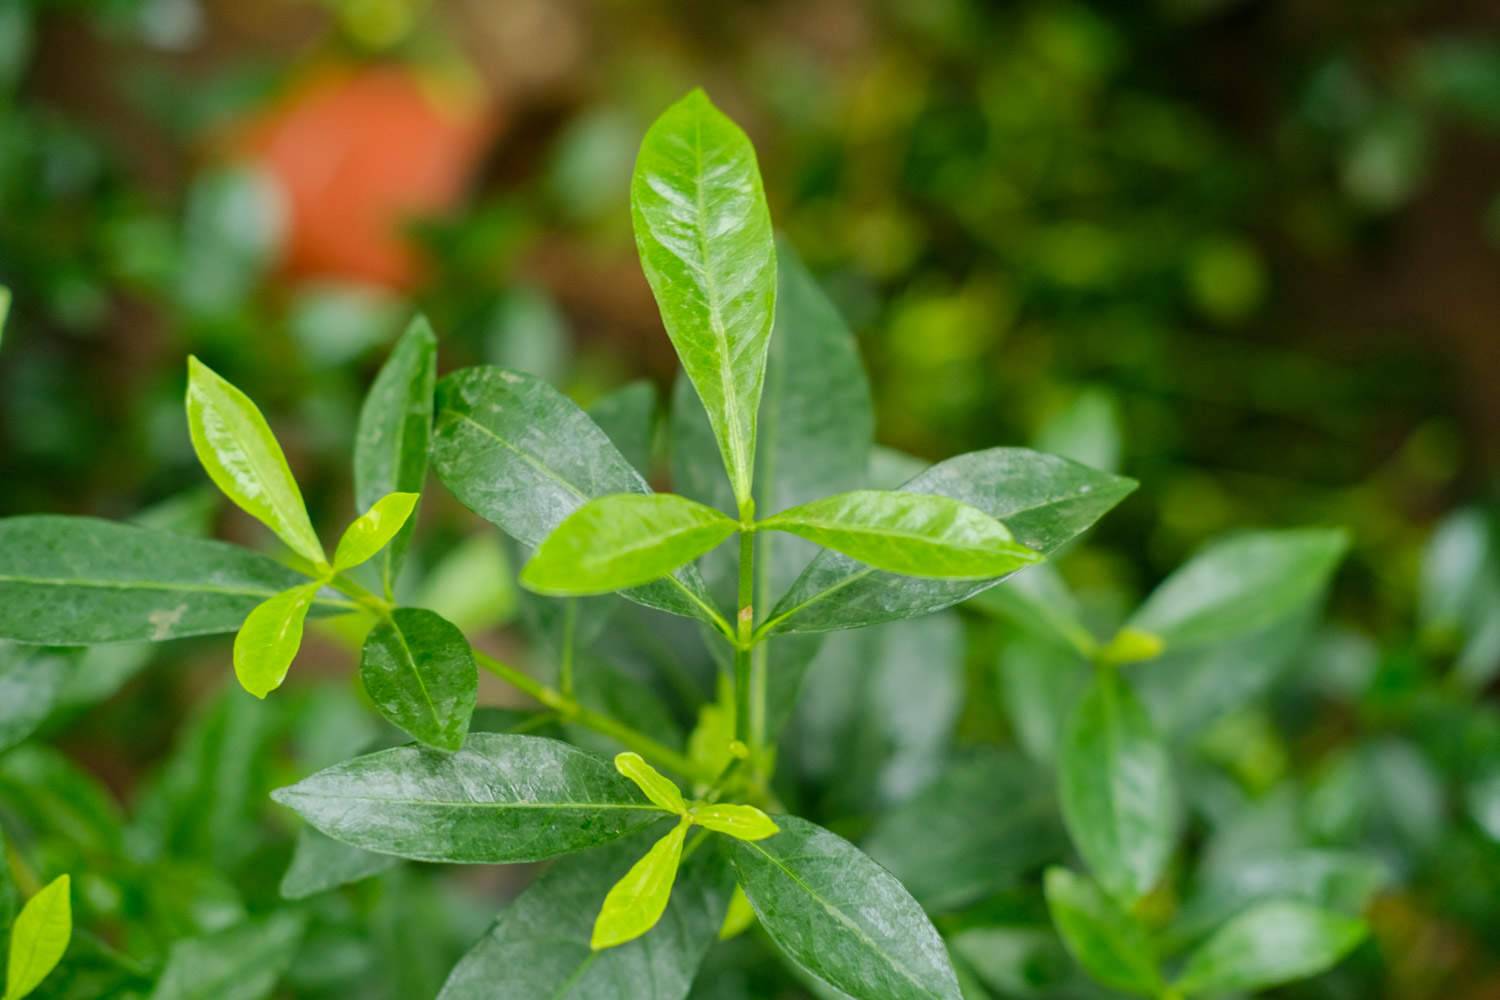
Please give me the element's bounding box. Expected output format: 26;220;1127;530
185;357;324;566
521;494;737;596
1173;901;1366;995
438;831;732;999
592;820;690;950
632;89;776;507
693;803;778;841
1043;867;1161;997
270;734;672;863
1128;528;1349;652
761;490;1039;579
1060;669;1177;904
0;516;345;644
147;911;306;1000
360;608;477;751
232;583;318;699
431;366;724;628
762;449;1135;635
279;826;399;900
333;492;419;572
729;816;962;1000
0;646;75;753
615;752;687;814
5;875;70;1000
355;316;436;595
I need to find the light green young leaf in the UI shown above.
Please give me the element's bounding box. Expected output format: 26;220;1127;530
591;819;690;950
4;874;71;1000
615;752;687;815
729;816;962;1000
0;287;9;349
761;490;1039;580
333;492;419;572
686;697;735;780
1098;627;1164;666
633;89;777;509
0;516;345;645
762;449;1135;636
185;357;325;567
271;734;671;863
360;608;477;752
431;366;725;629
355;316;437;596
1043;867;1161;997
1060;668;1177;904
692;803;778;841
1173;901;1366;995
1128;528;1350;651
232;583;319;699
718;885;756;941
521;494;738;597
437;831;732;999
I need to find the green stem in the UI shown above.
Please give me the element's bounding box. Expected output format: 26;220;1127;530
559;599;578;698
472;650;715;786
734;526;755;750
326;573;395;618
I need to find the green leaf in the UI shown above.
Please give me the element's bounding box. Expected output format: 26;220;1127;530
332;492;419;573
864;750;1064;913
1043;867;1161;997
692;803;778;841
0;287;10;350
185;357;325;567
232;583;319;699
270;734;671;863
355;316;437;595
1128;528;1350;652
589;380;658;478
760;490;1039;579
0;747;125;860
615;752;687;815
970;562;1097;657
0;516;345;645
729;815;962;1000
996;633;1091;767
431;366;725;629
279;826;399;901
1060;668;1177;904
761;448;1135;635
1172;901;1366;995
592;819;690;950
437;830;732;999
4;874;70;1000
148;911;307;1000
360;608;477;751
0;646;75;753
632;89;776;508
521;494;738;597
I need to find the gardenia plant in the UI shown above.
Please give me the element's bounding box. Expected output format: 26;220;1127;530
0;91;1370;999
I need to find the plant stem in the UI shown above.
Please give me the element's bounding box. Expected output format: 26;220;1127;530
472;649;716;785
734;524;755;750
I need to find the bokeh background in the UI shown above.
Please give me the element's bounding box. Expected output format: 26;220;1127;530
2;1;1499;997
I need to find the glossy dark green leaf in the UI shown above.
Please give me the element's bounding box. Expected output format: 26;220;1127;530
431;366;725;630
360;608;477;751
0;517;347;644
589;380;658;478
760;490;1039;579
185;357;325;567
762;449;1135;635
232;583;318;699
632;89;776;507
729;816;962;1000
5;874;70;1000
864;750;1064;913
279;827;399;901
1172;901;1366;995
0;645;74;752
1043;867;1160;997
438;830;732;999
270;734;670;863
1060;669;1177;904
1128;528;1349;652
355;316;437;596
521;494;737;597
592;819;690;949
148;911;307;1000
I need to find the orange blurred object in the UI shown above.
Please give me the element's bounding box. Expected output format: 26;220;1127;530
235;63;496;289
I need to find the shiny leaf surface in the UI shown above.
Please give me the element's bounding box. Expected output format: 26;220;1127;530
592;820;690;950
4;875;70;1000
232;583;318;699
360;608;477;751
615;752;687;815
332;492;419;572
692;803;778;841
